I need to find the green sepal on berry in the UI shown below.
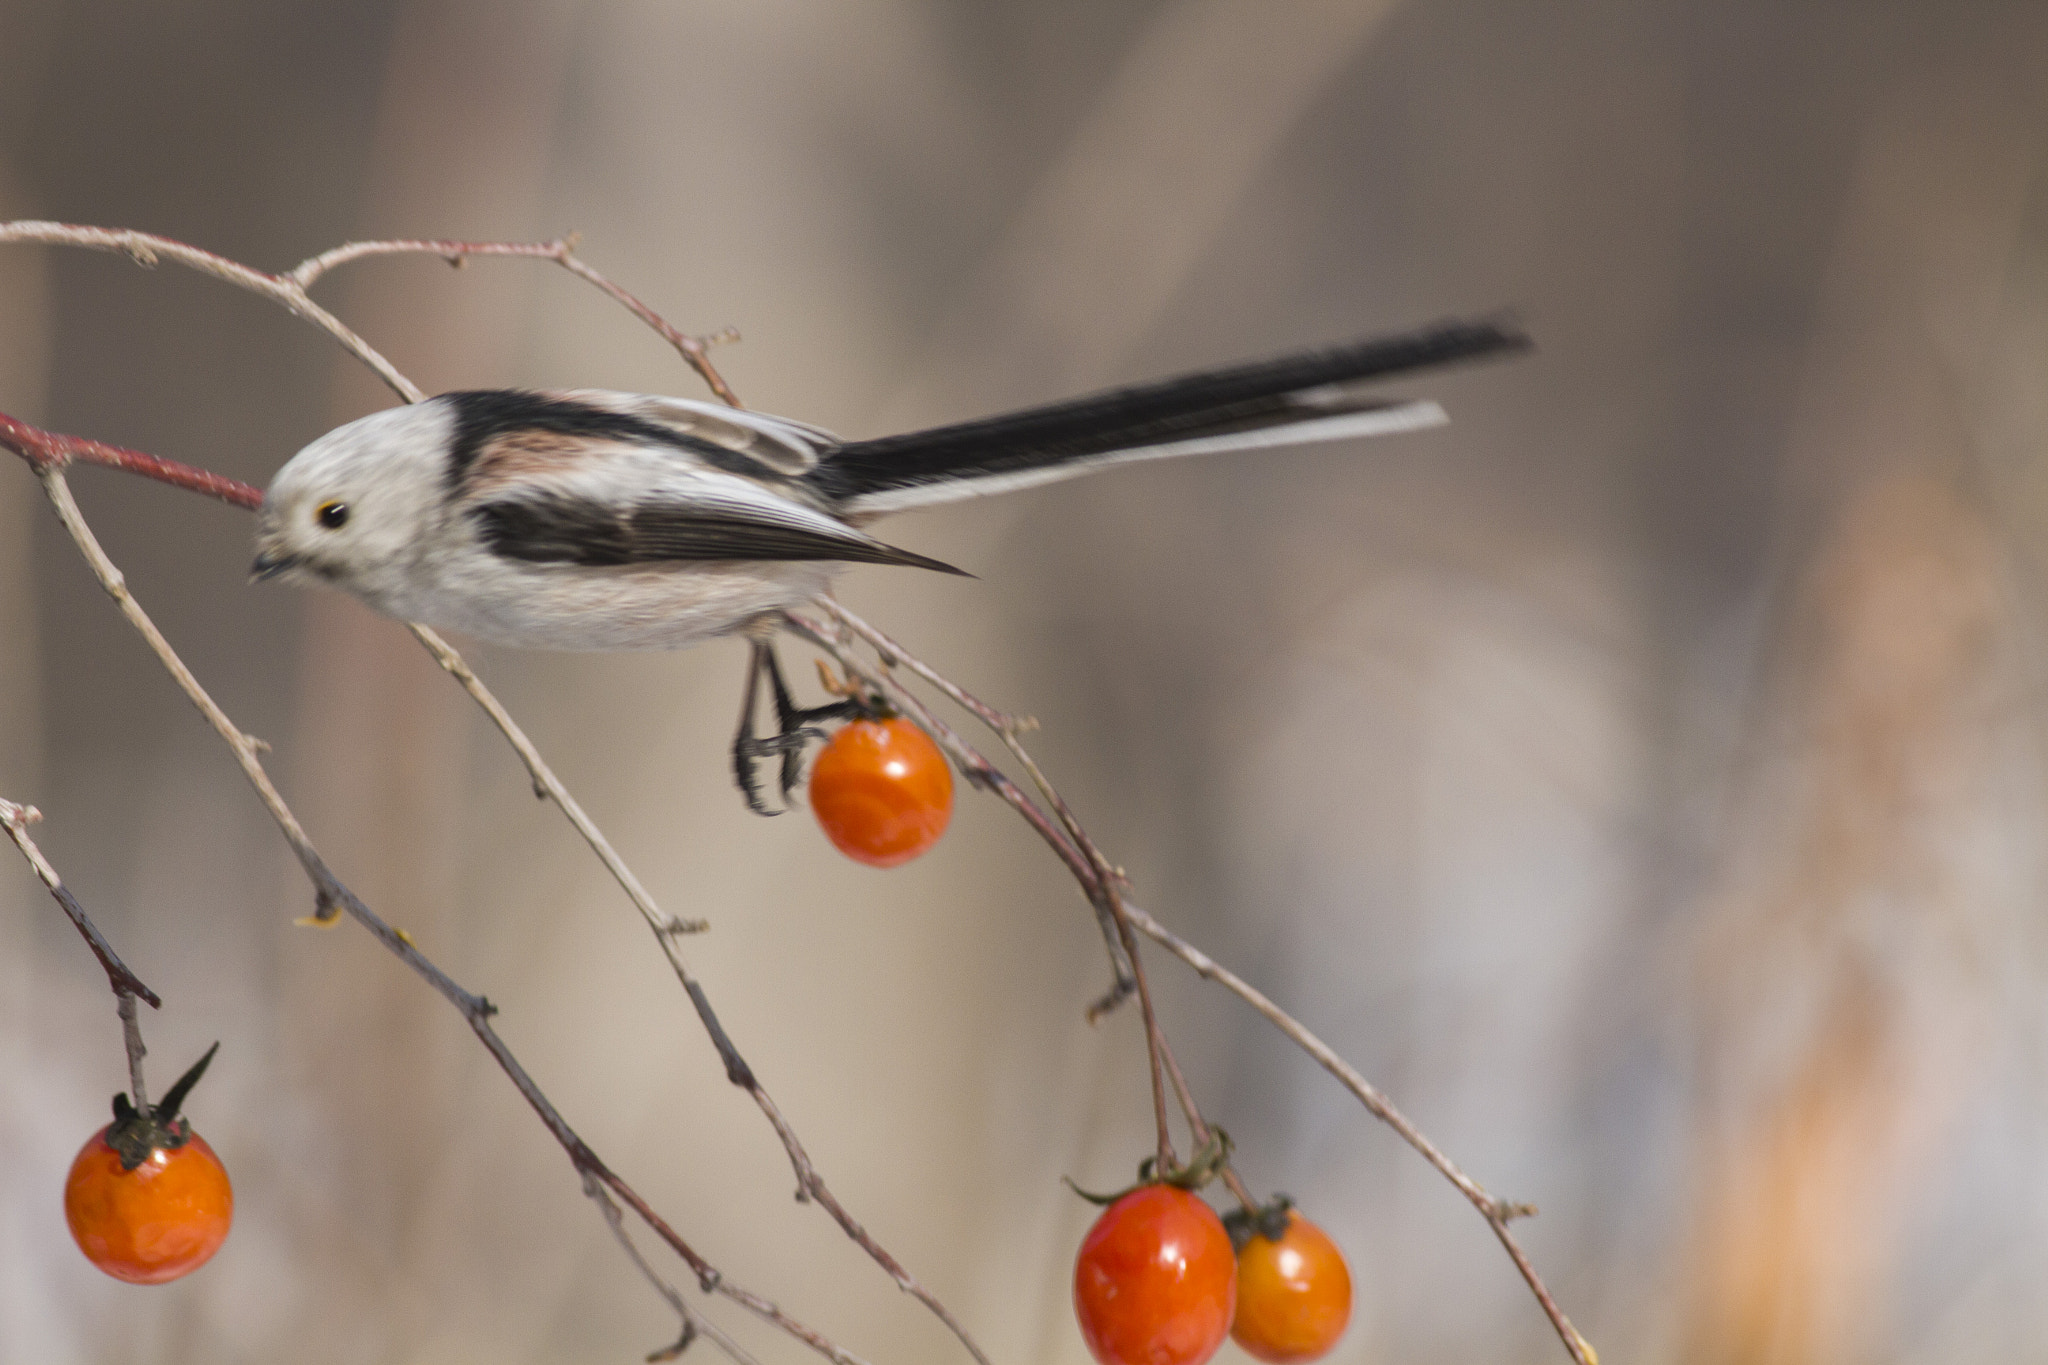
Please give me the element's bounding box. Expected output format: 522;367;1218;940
1064;1127;1235;1206
105;1042;218;1171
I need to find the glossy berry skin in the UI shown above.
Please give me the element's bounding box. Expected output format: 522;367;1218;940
64;1125;233;1284
809;717;953;867
1230;1210;1352;1363
1073;1185;1237;1365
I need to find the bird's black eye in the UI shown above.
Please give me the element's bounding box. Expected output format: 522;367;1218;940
316;501;350;530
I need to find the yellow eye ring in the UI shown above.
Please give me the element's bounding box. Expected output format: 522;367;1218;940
315;501;350;530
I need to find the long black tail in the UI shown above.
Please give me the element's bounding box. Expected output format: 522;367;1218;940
806;316;1528;515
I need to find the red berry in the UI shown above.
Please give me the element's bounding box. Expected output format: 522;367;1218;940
809;717;953;867
1073;1185;1237;1365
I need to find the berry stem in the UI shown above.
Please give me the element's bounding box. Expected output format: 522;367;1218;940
1156;1030;1259;1211
1109;915;1177;1174
117;991;150;1114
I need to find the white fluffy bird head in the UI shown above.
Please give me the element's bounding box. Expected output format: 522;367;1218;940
253;400;457;615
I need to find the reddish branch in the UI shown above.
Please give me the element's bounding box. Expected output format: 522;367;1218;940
0;221;966;1364
0;412;262;509
11;454;869;1365
0;220;1597;1365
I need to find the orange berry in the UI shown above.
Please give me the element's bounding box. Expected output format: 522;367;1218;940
65;1125;232;1284
809;717;953;866
1230;1209;1352;1362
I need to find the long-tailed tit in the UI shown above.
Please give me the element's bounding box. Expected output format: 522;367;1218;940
253;317;1525;805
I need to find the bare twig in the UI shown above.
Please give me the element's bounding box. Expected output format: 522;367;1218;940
283;236;745;406
787;605;1594;1365
0;221;422;401
1;218;974;1363
1153;1033;1258;1212
409;625;991;1365
584;1173;762;1365
1;796;162;1007
1121;901;1582;1355
0;221;742;408
117;993;150;1112
0;412;263;509
22;462;863;1365
1;796;160;1107
804;604;1139;1005
2;218;1595;1365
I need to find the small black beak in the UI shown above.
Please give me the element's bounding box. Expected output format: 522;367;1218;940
250;550;300;582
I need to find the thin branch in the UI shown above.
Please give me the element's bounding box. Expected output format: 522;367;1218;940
24;464;862;1365
0;221;742;408
583;1173;762;1365
779;612;1096;893
0;797;162;1007
805;602;1136;1008
0;356;980;1365
118;993;150;1112
0;221;423;402
2;218;1594;1364
790;606;1192;1169
409;626;991;1365
787;605;1593;1365
0;796;162;1107
0;412;264;509
1153;1032;1258;1212
0;215;972;1360
1121;900;1585;1362
282;235;744;406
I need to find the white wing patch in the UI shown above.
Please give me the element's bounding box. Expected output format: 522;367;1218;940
558;389;838;478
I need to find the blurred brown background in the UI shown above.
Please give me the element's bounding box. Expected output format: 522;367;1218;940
6;1;2048;1362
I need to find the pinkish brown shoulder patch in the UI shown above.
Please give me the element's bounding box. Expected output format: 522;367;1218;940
462;428;590;495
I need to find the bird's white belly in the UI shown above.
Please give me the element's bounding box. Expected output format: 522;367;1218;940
402;557;837;650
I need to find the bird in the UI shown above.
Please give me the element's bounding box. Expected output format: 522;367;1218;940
253;316;1526;808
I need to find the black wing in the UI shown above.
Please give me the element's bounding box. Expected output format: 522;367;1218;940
472;490;966;573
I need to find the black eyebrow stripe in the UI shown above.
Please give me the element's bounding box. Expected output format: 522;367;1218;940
471;491;966;574
441;390;780;487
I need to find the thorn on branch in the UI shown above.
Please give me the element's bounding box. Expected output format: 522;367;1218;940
123;241;158;269
1490;1199;1539;1222
662;917;710;937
